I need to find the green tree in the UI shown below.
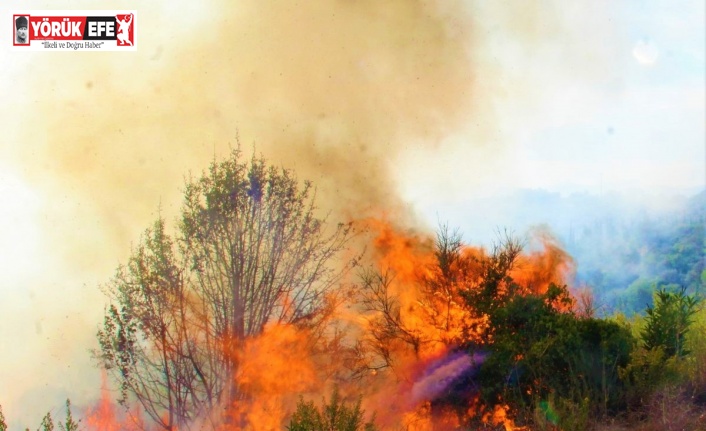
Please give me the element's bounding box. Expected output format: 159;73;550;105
642;287;701;358
38;413;53;431
479;286;633;417
288;388;376;431
97;149;354;430
36;400;79;431
57;400;80;431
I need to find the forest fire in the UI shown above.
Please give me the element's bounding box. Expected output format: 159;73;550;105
1;0;701;429
78;217;573;430
348;220;567;429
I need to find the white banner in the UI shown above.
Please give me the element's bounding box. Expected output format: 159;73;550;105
11;10;136;51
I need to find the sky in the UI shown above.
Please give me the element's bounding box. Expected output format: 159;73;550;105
0;0;703;426
397;0;705;242
398;1;705;203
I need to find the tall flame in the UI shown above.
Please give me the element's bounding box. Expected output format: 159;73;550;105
83;219;572;430
83;372;144;431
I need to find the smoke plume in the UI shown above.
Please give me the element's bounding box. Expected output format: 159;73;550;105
0;0;620;427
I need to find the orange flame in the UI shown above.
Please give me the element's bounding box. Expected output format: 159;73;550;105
222;323;318;430
84;219;575;430
355;220;574;428
83;372;144;431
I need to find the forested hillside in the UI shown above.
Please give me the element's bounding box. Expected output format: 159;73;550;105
567;191;705;314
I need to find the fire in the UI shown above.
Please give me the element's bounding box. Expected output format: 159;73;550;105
355;220;574;429
223;324;318;430
510;229;574;298
483;404;529;431
83;372;144;431
360;219;491;360
79;219;574;430
367;218;436;284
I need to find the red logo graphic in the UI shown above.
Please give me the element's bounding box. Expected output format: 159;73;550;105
115;13;133;46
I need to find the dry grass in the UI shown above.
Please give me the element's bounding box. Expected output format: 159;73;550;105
591;385;706;431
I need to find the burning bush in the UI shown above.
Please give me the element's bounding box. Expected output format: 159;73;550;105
355;223;634;429
96;149;354;430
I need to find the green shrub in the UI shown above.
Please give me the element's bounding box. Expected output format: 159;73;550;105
288;388;377;431
479;285;634;417
642;287;701;358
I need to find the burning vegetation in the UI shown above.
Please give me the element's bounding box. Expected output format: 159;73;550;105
1;149;705;431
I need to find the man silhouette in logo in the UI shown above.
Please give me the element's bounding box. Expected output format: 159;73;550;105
15;16;29;44
116;14;133;46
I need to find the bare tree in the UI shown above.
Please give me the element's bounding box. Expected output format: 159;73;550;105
97;149;354;430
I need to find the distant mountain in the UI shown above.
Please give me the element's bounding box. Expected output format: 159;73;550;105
445;188;705;315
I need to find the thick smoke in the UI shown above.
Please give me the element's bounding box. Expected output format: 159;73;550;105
0;0;635;426
2;0;487;424
19;0;486;229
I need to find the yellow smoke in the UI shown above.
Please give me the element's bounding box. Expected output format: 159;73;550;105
0;0;625;426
